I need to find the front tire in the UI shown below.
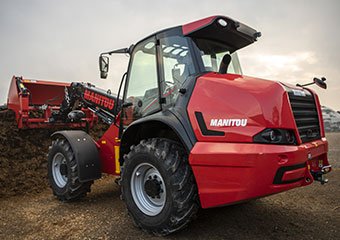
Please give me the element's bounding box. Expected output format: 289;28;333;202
48;138;93;201
121;138;199;236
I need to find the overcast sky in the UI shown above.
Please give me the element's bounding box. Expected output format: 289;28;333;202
1;0;339;110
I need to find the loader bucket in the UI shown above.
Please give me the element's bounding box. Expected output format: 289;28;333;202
6;76;97;129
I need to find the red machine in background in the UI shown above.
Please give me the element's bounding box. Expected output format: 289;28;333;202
4;76;120;129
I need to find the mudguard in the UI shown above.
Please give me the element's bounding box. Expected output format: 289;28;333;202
51;130;101;182
121;110;195;154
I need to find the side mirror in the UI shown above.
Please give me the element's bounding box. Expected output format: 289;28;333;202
99;55;109;79
313;77;327;89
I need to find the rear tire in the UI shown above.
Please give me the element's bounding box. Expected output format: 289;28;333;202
121;138;199;236
48;138;92;201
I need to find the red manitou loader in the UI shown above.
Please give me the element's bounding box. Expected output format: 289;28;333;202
45;16;331;235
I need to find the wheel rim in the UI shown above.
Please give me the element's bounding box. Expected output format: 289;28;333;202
52;152;68;188
130;163;166;216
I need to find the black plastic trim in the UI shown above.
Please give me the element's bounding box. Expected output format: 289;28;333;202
195;111;224;136
120;110;194;157
273;162;306;185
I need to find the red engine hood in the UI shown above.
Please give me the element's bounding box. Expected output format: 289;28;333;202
187;72;297;143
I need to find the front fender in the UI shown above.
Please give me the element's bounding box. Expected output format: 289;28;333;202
51;130;101;182
121;110;194;156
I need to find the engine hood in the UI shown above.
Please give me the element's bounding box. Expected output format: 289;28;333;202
187;72;297;143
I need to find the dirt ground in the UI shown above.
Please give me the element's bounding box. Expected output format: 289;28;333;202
0;110;339;239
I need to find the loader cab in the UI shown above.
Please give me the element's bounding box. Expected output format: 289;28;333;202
101;16;261;128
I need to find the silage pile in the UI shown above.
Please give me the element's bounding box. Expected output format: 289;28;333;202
0;110;108;197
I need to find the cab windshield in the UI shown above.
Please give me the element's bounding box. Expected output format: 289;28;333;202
192;38;243;75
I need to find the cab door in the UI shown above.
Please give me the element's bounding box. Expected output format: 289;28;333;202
122;37;160;126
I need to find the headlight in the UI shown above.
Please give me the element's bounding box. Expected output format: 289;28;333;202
253;129;297;145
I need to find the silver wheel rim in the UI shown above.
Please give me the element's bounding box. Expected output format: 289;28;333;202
130;163;166;216
52;152;68;188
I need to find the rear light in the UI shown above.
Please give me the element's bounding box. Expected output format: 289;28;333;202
253;129;297;145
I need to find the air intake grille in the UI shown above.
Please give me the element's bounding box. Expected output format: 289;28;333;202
288;89;321;143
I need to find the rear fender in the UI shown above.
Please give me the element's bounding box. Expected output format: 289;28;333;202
51;130;101;182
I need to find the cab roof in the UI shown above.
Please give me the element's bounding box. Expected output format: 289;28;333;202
181;15;261;51
113;15;261;55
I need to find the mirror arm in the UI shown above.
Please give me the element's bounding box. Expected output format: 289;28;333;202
296;77;327;89
297;82;314;87
101;48;129;56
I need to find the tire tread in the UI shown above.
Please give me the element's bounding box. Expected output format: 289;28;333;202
122;138;199;236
